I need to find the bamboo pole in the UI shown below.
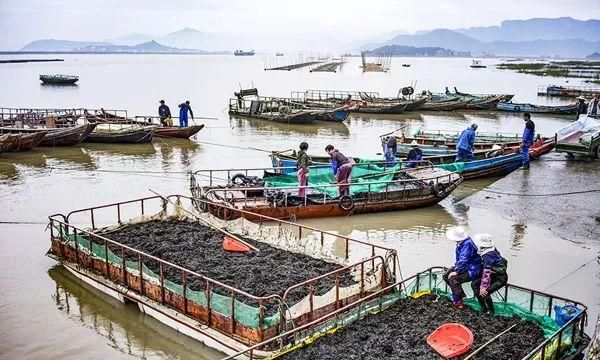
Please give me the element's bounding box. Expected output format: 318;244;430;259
463;324;517;360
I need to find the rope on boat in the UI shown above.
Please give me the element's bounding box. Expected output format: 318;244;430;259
542;254;599;292
461;185;600;197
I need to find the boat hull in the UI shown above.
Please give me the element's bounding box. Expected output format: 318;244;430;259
315;109;350;122
229;111;317;124
352;103;407;114
0;131;47;151
497;102;578;114
155;125;204;139
40;123;97;146
85;127;156;144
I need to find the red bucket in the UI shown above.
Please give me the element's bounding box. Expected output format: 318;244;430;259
427;323;473;358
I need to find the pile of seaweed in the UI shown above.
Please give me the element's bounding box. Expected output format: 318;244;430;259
281;294;546;360
101;219;355;309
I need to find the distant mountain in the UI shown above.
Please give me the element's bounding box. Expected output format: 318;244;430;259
374;26;600;58
455;17;600;42
110;33;155;46
587;52;600;60
366;45;470;57
22;39;113;51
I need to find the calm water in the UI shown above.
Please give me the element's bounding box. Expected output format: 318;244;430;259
0;55;598;360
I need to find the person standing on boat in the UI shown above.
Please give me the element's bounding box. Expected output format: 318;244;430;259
384;135;397;168
178;101;194;127
521;113;535;170
158;100;171;127
443;226;482;309
455;124;478;162
297;142;311;198
405;140;423;168
325;145;355;197
470;234;508;315
588;94;600;116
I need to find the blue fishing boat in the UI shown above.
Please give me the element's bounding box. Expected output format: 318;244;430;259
496;102;578;114
436;153;524;180
315;107;350;122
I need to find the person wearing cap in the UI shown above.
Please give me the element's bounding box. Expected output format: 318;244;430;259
325;145;355;197
158;100;171;127
383;135;398;168
405;140;423;168
178;100;194;127
470;233;508;314
443;226;482;309
521;112;535;170
455;124;478;162
576;97;587;117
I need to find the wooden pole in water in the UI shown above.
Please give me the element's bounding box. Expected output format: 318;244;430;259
148;189;259;252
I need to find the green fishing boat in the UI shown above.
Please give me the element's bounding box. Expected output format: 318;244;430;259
39;74;79;85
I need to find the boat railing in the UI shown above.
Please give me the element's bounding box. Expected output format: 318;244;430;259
229;97;312;113
0;107;87;126
220;266;588;360
48;194;398;344
196;169;462;209
380;129;523;141
291;89;379;101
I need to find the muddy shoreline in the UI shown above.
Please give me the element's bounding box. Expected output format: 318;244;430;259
281;294;546;360
100;219;355;309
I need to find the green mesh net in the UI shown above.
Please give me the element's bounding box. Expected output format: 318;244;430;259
56;225;280;330
264;163;400;197
436;162;466;173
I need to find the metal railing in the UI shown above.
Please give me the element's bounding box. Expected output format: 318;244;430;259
48;194;398;346
221;266;589;360
291;89;379;101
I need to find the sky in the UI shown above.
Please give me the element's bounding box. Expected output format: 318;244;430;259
0;0;599;49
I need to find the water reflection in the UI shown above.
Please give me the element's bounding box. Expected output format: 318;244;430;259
44;146;96;169
229;115;351;137
81;143;157;159
155;138;202;168
511;223;527;249
48;266;223;360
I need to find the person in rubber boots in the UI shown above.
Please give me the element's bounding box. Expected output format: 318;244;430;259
443;226;482;308
325;145;355;197
455;124;478;162
470;233;508;315
296;142;311;198
521;113;535;169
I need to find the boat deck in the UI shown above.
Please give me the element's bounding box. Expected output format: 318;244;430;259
560;131;585;144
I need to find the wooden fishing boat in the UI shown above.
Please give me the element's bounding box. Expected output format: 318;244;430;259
464;95;506;110
0;131;47;151
385;130;524;152
314;107;350;122
0;123;97;146
84;124;156;144
421;98;472;111
352;102;408;114
229;98;318;124
191;167;463;220
154;124;204;139
39;74;79;85
451;87;514;102
496;102;579;114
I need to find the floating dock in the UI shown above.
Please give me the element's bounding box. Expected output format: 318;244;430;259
265;61;321;71
310;62;344;73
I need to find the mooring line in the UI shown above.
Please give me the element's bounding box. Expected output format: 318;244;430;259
461;185;600;197
542;254;600;291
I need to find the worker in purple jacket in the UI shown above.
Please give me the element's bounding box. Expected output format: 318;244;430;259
470;233;508;314
521;113;535;169
325;145;355;197
443;226;482;309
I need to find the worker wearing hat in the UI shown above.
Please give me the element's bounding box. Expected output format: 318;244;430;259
470;233;508;315
443;226;482;309
405;140;423;168
576;96;587;117
455;124;478;162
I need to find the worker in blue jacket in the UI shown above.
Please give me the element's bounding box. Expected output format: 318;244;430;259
455;124;478;162
470;233;508;315
521;113;535;169
443;226;482;308
178;101;194;127
383;136;397;168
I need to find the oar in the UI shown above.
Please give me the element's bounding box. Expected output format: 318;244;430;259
463;324;517;360
149;189;259;252
380;125;409;138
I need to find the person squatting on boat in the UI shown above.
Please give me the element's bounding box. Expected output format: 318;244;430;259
405;140;423;168
470;233;508;315
158;100;172;126
384;135;397;168
455;124;478;162
296;142;311;197
178;101;194;127
443;226;482;309
521;113;535;170
325;145;355;197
